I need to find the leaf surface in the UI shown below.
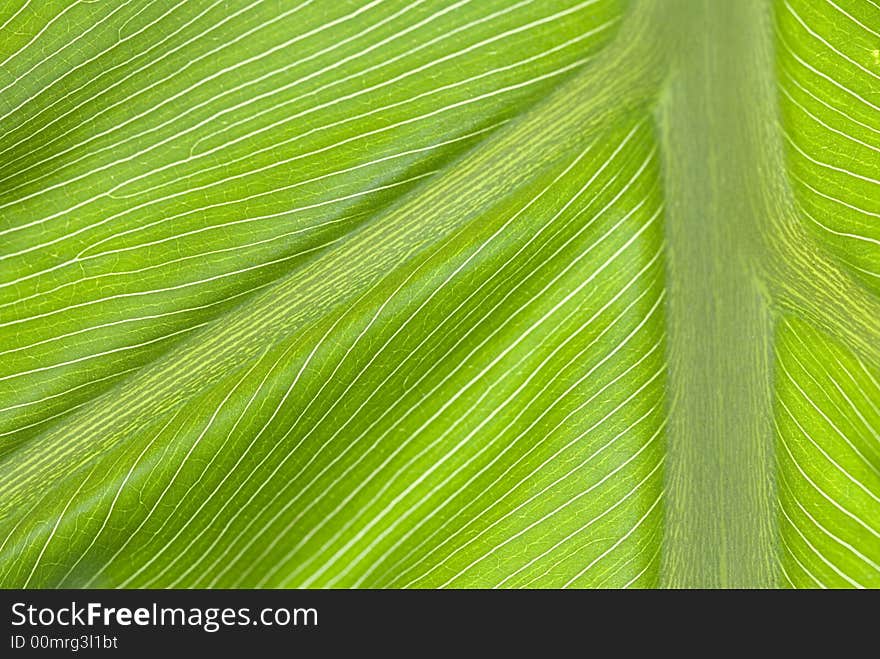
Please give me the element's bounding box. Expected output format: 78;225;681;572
0;0;877;588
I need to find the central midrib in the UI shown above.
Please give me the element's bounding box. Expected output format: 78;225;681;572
657;0;781;587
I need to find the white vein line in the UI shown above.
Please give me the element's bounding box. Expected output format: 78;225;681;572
128;0;598;197
784;132;880;185
0;0;316;221
0;283;273;439
180;0;601;166
784;1;880;82
786;480;880;573
0;232;320;412
180;201;590;583
328;292;664;587
0;0;449;216
519;537;615;588
122;42;597;210
843;356;880;419
0;193;378;329
0;0;206;154
0;400;93;439
80;414;193;587
779;549;798;587
1;146;423;269
105;36;583;209
133;341;304;588
129;307;349;588
0;366;138;415
0;1;135;99
832;355;880;426
187;126;648;586
440;384;666;588
280;164;641;588
0;0;31;34
589;536;654;588
0;481;63;575
487;455;663;589
779;85;880;156
237;281;454;586
0;52;562;273
362;284;664;587
780;532;826;588
793;175;880;218
622;544;661;589
0;0;306;141
0;0;325;138
0;0;455;195
80;126;496;259
824;0;880;38
855;357;880;403
176;0;446;157
798;208;880;264
60;408;185;586
180;0;525;162
0;270;283;359
0;322;207;383
376;288;660;588
3;203;349;302
0;121;485;295
5;44;594;275
303;204;661;587
115;355;266;587
238;148;656;586
5;129;632;588
561;486;664;588
786;334;880;452
0;2;602;241
135;289;366;587
777;28;880;113
781;68;880;139
778;397;880;507
476;404;663;589
371;273;663;587
142;265;422;588
0;377;137;561
0;0;84;70
115;1;154;37
21;466;95;588
778;356;880;485
183;134;611;586
777;420;880;538
0;0;231;157
390;253;661;581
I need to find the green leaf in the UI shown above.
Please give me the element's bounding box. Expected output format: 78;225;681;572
0;0;877;588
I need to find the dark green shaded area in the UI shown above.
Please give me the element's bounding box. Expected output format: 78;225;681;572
657;0;780;587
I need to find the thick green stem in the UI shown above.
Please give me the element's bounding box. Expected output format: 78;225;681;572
658;0;780;587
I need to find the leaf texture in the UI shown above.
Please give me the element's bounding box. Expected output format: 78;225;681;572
773;0;880;588
0;0;877;588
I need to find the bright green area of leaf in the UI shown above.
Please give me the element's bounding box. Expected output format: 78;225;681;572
772;0;880;588
0;0;877;588
775;318;880;588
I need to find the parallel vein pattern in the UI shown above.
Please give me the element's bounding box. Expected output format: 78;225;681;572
774;0;880;587
0;0;622;449
0;118;667;588
0;0;878;590
775;318;880;588
777;0;880;290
